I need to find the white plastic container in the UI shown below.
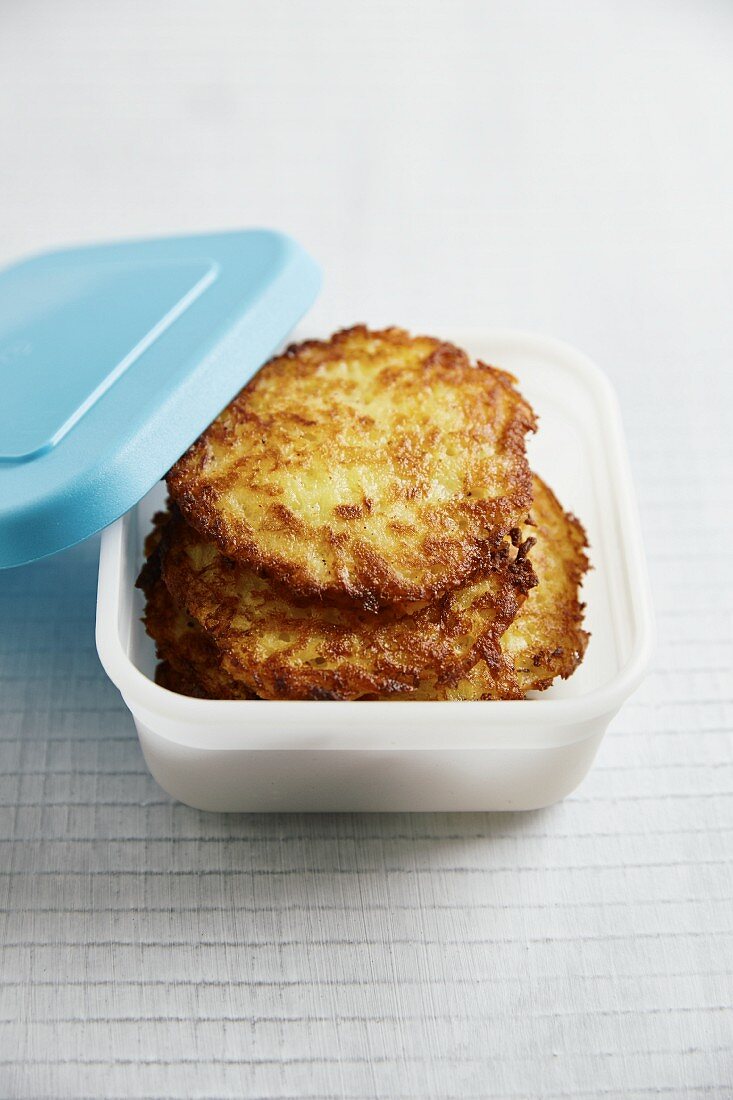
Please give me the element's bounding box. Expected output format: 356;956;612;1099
96;329;653;812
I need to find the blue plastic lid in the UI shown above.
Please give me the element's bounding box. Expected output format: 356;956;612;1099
0;230;320;568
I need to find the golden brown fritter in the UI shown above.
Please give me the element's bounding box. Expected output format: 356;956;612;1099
155;660;209;698
136;528;256;700
138;476;587;703
144;574;258;699
404;475;588;700
167;326;537;609
159;510;537;701
501;474;589;692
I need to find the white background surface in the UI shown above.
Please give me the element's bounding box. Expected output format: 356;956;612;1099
0;1;732;1097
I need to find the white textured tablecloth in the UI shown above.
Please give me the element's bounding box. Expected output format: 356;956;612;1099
0;2;731;1097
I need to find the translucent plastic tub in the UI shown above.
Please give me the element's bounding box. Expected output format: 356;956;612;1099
96;330;653;811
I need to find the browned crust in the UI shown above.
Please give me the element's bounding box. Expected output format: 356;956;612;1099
381;476;589;699
159;509;537;701
167;326;537;609
137;475;588;703
154;660;210;698
500;475;590;693
136;526;256;701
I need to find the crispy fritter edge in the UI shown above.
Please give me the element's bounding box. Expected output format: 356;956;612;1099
167;325;537;610
509;477;590;692
159;510;537;701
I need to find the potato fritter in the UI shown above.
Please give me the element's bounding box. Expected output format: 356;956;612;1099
159;510;537;701
402;475;589;700
155;660;208;698
501;474;589;692
167;326;537;609
137;531;256;700
139;475;587;703
146;575;258;700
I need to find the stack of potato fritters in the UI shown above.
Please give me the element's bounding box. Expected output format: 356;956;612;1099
138;327;589;700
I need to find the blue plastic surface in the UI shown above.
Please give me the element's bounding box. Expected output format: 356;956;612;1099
0;230;320;568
